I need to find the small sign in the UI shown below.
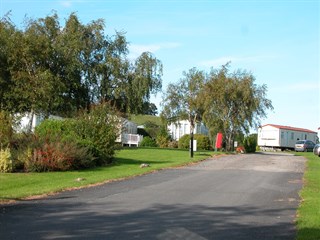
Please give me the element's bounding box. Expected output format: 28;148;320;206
190;140;197;151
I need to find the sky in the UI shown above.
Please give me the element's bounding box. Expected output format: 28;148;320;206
1;0;319;133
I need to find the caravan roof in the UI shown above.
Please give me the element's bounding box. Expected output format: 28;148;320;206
260;124;317;134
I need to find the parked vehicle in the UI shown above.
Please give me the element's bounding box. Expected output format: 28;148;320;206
294;140;315;152
313;144;320;157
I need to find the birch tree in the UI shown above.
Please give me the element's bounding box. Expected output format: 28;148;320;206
161;68;205;157
201;63;273;151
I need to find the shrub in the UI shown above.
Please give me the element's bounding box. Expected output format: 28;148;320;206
178;134;190;149
168;140;178;148
35;103;120;167
156;126;170;148
156;135;169;148
0;146;12;173
243;134;257;153
76;103;120;165
194;134;210;150
24;139;95;172
139;136;158;147
35;118;78;142
178;134;210;150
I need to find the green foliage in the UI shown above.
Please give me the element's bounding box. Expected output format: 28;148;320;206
76;103;120;165
36;103;120;166
155;126;171;148
156;135;169;148
35;118;78;142
201;63;273;151
161;68;205;139
0;13;162;116
139;136;158;147
141;121;161;139
178;134;211;150
195;134;211;150
178;134;190;149
0;146;12;173
243;134;257;153
0;111;13;146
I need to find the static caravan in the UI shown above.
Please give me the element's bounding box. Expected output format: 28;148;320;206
258;124;318;150
167;120;209;141
116;118;143;146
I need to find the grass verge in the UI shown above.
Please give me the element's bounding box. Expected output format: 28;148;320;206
0;148;216;203
295;152;320;240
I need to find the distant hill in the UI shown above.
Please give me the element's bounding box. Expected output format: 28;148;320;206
129;114;162;126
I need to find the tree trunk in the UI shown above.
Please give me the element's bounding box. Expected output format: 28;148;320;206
189;115;196;158
190;130;194;158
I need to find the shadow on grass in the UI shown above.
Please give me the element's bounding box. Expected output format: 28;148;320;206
113;157;170;166
296;227;320;240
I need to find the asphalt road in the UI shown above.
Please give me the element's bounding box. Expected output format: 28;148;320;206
0;152;306;240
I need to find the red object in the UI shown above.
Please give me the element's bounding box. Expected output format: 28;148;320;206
215;132;223;149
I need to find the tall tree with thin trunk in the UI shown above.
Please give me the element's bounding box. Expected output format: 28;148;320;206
161;68;205;157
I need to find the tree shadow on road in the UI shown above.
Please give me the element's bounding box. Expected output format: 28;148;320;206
0;200;304;240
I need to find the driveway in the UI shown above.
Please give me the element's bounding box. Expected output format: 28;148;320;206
0;152;306;239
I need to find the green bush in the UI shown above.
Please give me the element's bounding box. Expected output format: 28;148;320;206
178;134;190;149
194;134;211;150
243;134;257;153
156;126;170;148
178;134;211;150
35;103;120;167
0;111;13;146
139;136;158;147
156;135;169;148
35;118;78;142
76;103;120;165
0;146;12;173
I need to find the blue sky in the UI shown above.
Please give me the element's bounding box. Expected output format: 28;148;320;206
1;0;319;133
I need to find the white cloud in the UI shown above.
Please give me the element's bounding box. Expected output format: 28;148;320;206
59;0;72;8
128;42;180;59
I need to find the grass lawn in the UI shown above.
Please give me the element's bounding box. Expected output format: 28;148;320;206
129;114;162;126
0;148;216;203
295;152;320;240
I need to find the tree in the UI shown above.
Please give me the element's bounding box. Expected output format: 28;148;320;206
99;50;163;114
142;102;158;115
0;12;163;120
201;63;273;151
0;14;14;112
3;15;60;130
127;52;162;114
161;68;206;157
